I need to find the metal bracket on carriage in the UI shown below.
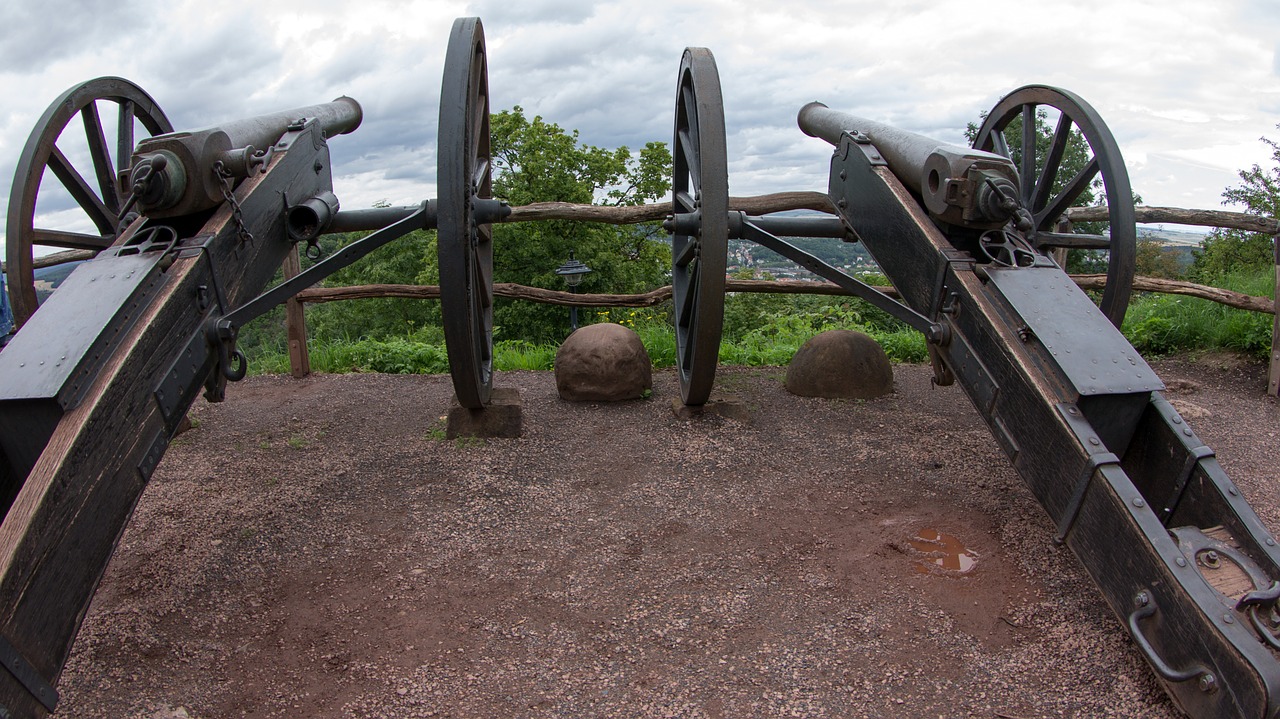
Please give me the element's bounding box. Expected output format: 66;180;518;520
1170;526;1280;649
216;144;274;180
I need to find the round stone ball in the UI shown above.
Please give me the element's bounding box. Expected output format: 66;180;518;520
555;323;653;401
785;329;893;399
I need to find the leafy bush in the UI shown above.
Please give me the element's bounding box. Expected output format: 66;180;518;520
1120;268;1273;359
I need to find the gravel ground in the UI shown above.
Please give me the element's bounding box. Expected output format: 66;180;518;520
53;356;1279;718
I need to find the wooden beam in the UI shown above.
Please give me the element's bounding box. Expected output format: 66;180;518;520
1072;274;1275;315
1066;205;1280;235
1270;236;1279;396
296;275;1270;315
0;131;329;716
504;191;836;224
282;245;311;379
296;278;900;308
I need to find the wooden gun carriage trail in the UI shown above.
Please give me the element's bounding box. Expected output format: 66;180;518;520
0;15;1277;718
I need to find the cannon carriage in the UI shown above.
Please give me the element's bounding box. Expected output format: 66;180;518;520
0;18;1276;718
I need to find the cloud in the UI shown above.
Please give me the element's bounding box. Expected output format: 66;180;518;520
4;0;1280;257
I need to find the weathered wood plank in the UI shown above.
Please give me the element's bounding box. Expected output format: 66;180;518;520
1067;205;1280;235
294;278;900;308
282;246;311;379
0;125;330;715
504;191;836;224
295;275;1271;315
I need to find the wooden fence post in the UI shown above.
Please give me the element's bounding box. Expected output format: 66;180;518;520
1270;234;1279;396
282;245;311;378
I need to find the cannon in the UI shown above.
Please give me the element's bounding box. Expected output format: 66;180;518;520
667;48;1280;718
0;17;504;715
0;17;1276;717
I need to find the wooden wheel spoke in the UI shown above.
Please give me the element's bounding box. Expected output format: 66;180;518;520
47;145;116;235
471;93;487;151
1019;104;1036;203
1032;113;1073;214
1035;231;1110;250
992;131;1010;159
472;156;490;189
972;85;1135;328
1038;156;1099;227
81;102;120;214
680;277;700;371
116;100;136;175
673;236;698;268
677;265;699;329
473;247;492;309
8;77;172;328
32;228;113;250
681;84;698;141
677;128;701;189
681;85;701;162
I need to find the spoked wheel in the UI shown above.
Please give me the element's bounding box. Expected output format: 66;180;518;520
6;77;173;328
671;48;729;406
972;85;1136;328
439;17;495;408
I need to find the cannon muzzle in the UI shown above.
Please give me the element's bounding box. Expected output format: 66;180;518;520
799;101;1023;228
130;96;363;218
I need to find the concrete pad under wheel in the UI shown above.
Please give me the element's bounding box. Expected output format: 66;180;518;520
447;387;523;439
670;394;751;424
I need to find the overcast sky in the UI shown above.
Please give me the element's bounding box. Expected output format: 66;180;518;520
2;0;1279;256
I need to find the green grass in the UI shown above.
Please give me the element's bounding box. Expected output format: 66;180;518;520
241;271;1272;377
1121;269;1273;359
245;318;927;376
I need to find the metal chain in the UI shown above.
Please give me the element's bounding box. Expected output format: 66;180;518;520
212;160;255;246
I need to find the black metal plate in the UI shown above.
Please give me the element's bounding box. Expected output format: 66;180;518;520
0;252;164;409
985;266;1162;396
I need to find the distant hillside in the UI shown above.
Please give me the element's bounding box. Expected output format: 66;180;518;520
1138;226;1207;247
1138;226;1208;272
32;262;82;303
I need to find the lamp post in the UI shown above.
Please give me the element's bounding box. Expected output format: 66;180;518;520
554;252;592;333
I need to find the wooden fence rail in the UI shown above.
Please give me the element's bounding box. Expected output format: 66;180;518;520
273;194;1278;396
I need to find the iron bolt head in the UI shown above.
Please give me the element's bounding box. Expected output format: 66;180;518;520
1133;592;1150;608
1198;674;1218;693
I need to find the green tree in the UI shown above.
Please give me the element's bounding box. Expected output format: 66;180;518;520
1135;238;1184;279
485;107;672;342
305;229;443;342
1190;132;1280;281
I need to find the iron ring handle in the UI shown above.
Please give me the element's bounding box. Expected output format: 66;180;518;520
1128;592;1217;691
223;348;248;382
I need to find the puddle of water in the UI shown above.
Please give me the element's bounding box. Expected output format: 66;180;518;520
908;528;978;574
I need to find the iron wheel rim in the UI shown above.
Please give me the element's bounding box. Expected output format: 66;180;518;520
438;17;495;408
972;85;1136;328
671;47;728;406
6;77;172;328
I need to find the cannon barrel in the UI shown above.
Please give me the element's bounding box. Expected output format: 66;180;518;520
131;96;363;218
798;101;1021;228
